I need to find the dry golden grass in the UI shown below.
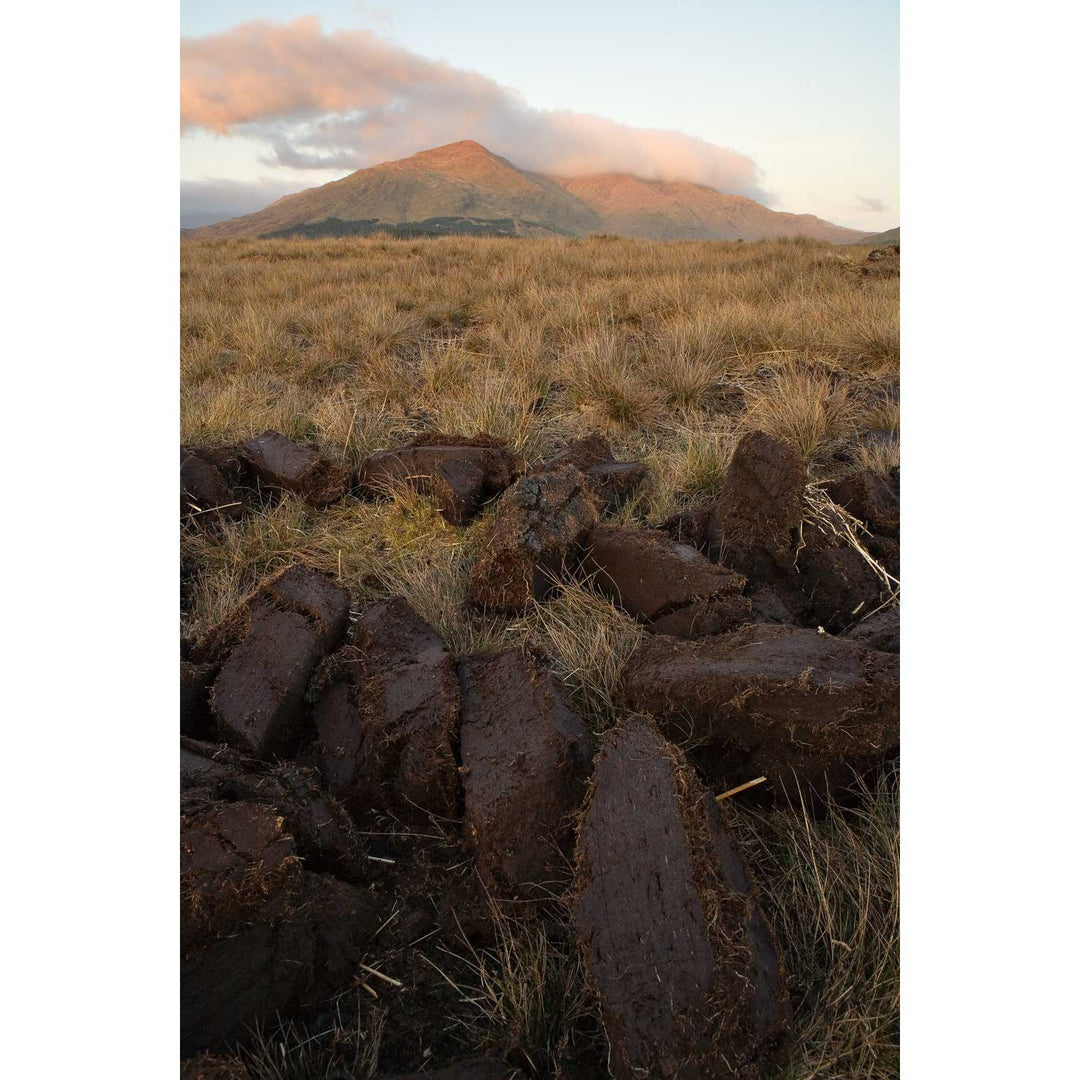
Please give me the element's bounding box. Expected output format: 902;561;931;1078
855;436;901;475
733;770;900;1079
180;233;899;1077
860;391;900;435
238;1004;386;1080
744;361;856;465
526;580;646;731
562;321;664;430
182;235;896;457
851;392;900;474
440;901;594;1078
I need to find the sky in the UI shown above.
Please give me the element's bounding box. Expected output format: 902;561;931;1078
180;1;898;231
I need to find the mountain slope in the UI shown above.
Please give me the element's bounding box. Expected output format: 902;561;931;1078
551;173;859;243
192;141;601;239
846;226;900;246
188;140;862;243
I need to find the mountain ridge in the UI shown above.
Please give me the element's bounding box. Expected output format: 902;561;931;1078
188;140;863;243
845;226;900;246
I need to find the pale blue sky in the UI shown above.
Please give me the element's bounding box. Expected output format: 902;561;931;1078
181;1;898;231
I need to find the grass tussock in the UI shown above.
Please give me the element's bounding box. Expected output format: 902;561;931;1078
238;1004;386;1080
525;580;646;731
419;359;554;460
850;392;900;474
644;311;735;409
182;490;469;641
585;418;740;528
854;436;900;475
731;770;900;1079
744;361;856;465
365;498;510;655
563;323;663;430
308;392;408;466
443;903;595;1079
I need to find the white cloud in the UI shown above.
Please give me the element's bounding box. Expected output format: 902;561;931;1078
181;17;768;200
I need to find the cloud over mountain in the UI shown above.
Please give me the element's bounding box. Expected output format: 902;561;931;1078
181;16;769;202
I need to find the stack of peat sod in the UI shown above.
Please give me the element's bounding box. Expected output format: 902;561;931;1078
179;427;899;1076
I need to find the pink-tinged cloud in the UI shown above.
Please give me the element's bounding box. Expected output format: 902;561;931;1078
181;17;768;201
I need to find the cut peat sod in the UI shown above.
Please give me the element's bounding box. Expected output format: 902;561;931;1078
458;649;594;895
582;524;751;638
310;597;461;819
356;433;524;525
573;718;792;1079
623;624;899;801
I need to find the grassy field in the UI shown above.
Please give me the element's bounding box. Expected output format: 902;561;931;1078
181;234;899;1078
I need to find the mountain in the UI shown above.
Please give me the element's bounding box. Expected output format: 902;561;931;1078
188;141;862;243
192;141;600;239
551;172;858;242
847;226;900;246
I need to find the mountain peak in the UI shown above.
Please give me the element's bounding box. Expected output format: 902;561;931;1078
408;139;498;162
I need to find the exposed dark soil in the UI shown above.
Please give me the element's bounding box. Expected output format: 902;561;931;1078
690;430;897;634
582;460;647;511
377;1061;524;1080
187;566;351;758
827;467;900;538
211;608;325;758
661;502;714;550
537;434;647;511
536;434;615;474
182;739;365;881
845;605;900;653
181;751;501;1069
180;1053;251;1080
181;660;220;740
861;246;900;277
180;792;378;1056
795;524;889;631
256;563;352;649
181;451;244;524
